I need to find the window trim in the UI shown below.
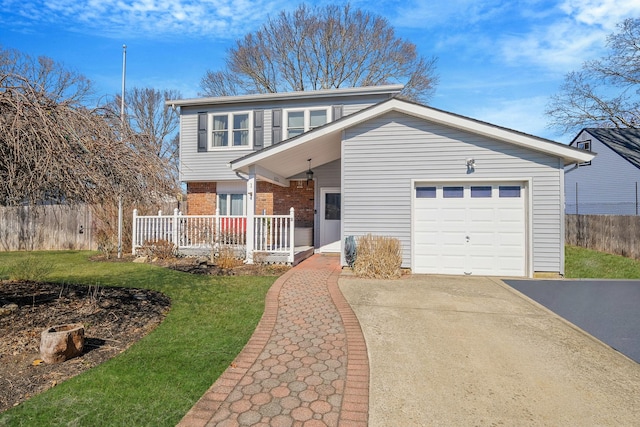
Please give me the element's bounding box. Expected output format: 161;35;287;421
284;107;331;139
217;193;247;216
208;111;253;150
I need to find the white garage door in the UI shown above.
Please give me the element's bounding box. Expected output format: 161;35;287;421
413;183;526;276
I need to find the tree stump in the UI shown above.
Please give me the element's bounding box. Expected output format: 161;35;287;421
40;324;85;364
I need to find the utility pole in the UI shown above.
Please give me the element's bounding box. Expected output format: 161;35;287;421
118;44;127;259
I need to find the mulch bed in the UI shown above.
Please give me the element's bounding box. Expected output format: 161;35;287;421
0;280;170;412
0;255;288;413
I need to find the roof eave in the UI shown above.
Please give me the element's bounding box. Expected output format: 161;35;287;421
231;98;596;171
165;85;404;108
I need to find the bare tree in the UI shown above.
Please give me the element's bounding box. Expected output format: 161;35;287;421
200;4;438;102
113;87;182;184
0;47;178;208
546;18;640;134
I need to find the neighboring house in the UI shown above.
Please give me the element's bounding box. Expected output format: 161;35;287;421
168;86;593;277
565;128;640;215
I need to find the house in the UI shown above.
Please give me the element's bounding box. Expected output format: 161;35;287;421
167;86;593;277
565;128;640;215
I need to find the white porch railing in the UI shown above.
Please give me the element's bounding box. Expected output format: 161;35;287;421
253;208;295;262
132;208;295;263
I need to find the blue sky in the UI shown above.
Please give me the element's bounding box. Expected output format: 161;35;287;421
2;0;639;142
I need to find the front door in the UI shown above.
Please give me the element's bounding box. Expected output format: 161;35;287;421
319;187;341;252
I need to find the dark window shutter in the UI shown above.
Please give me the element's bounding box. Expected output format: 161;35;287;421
254;110;264;148
332;105;343;121
197;113;207;152
272;109;282;144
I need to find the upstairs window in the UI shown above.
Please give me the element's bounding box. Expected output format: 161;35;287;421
285;108;329;138
309;109;328;129
577;140;592;166
212;115;228;147
287;111;305;138
210;112;251;149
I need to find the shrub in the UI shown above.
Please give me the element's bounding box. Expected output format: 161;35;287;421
352;234;402;279
140;239;177;260
4;254;54;282
216;245;244;269
96;231;116;259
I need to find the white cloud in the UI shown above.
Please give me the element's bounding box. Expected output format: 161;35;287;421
560;0;640;29
388;0;506;29
1;0;291;39
498;0;640;72
499;20;605;72
466;95;563;141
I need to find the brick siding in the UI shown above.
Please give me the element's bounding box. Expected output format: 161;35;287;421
186;182;217;215
186;180;315;227
258;180;315;227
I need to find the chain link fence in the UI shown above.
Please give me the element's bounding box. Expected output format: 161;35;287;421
565;182;640;215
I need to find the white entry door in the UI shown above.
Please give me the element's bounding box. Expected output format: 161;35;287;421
319;187;341;252
413;183;526;276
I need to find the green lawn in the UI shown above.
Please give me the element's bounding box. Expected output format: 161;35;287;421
565;245;640;279
2;246;637;425
0;251;275;426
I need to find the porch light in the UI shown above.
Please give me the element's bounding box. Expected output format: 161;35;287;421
466;158;475;173
306;158;314;182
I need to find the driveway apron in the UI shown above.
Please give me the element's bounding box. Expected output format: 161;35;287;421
178;254;369;427
339;274;640;426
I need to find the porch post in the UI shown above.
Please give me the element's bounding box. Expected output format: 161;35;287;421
289;207;295;264
173;208;179;249
246;166;257;264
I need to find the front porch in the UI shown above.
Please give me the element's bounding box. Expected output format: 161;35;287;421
132;208;315;265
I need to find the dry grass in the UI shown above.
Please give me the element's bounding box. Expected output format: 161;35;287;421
140;239;177;260
216;245;244;269
352;234;402;279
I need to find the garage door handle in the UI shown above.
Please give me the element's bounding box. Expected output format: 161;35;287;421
466;236;470;242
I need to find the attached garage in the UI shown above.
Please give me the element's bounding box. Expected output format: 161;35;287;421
413;181;528;276
231;95;595;277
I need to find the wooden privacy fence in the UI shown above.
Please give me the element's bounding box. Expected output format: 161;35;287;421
566;214;640;259
0;204;95;251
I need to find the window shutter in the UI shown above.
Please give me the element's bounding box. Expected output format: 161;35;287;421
332;105;343;121
197;113;207;152
254;110;264;148
272;109;282;144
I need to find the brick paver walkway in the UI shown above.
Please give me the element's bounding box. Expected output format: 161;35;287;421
178;255;369;427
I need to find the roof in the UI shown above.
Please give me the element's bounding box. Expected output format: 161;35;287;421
166;85;404;108
577;128;640;170
231;97;596;182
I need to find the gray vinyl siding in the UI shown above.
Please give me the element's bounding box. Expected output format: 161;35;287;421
565;130;640;215
179;94;390;182
342;102;380;116
179;111;253;181
342;111;564;273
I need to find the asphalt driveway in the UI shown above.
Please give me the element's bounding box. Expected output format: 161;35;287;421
339;274;640;426
505;279;640;363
